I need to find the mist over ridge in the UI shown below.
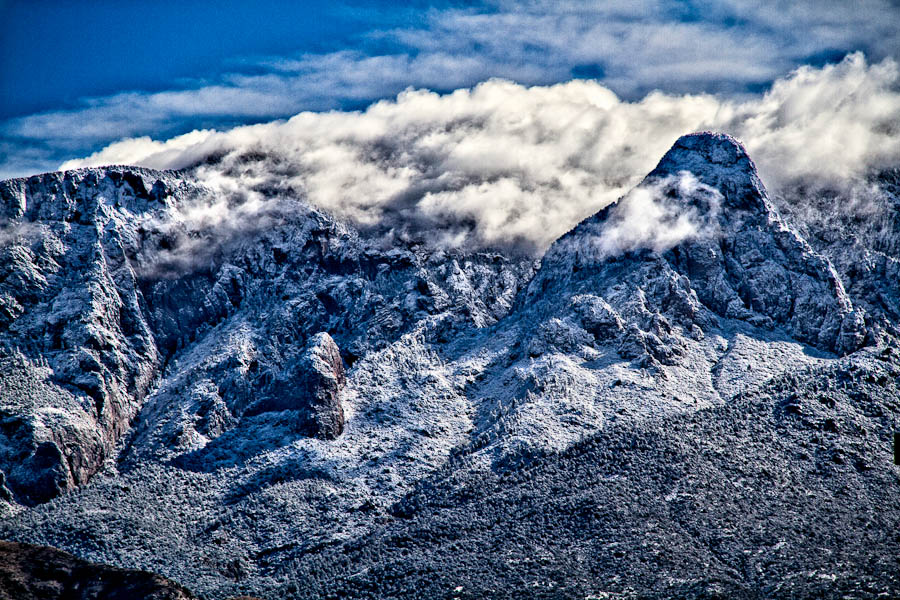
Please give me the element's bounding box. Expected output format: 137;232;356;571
56;53;900;256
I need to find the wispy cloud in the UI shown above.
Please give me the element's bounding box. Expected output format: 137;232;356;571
588;172;724;259
2;0;898;179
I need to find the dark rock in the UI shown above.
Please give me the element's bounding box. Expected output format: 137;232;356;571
0;540;199;600
0;472;12;502
13;441;71;505
244;332;346;439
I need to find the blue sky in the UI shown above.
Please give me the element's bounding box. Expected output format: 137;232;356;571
2;0;899;179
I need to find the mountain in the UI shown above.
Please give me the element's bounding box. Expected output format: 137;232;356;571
0;133;898;599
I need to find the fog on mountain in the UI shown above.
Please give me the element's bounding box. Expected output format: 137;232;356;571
62;53;900;260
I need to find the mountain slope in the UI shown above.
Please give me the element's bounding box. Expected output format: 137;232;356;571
0;168;179;504
280;350;900;599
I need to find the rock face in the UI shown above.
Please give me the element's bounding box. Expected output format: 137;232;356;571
0;540;199;600
647;133;866;355
777;166;900;342
244;332;347;439
0;133;898;600
0;166;531;502
0;168;181;505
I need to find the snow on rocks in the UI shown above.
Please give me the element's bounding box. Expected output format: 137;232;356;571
0;167;180;504
0;132;897;598
528;132;867;366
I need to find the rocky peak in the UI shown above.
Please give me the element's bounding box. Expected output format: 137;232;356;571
648;132;768;213
525;132;867;362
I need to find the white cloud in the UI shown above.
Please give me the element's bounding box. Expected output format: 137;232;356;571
725;54;900;183
64;130;217;168
58;53;900;257
587;172;723;259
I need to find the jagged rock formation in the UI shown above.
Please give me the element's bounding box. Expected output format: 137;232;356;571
775;167;900;342
0;133;898;599
526;133;866;373
243;332;347;440
0;167;532;504
0;168;178;505
0;540;198;600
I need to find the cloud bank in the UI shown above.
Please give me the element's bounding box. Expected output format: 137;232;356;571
61;53;900;255
3;0;899;180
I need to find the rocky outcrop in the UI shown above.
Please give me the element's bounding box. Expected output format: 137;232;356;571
776;167;900;343
0;540;199;600
244;332;347;439
0;164;529;499
650;133;867;354
116;201;532;464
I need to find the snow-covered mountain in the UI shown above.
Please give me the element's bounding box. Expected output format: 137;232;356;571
1;133;898;599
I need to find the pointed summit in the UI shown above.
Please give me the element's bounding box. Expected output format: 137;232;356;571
648;132;768;213
657;132;751;170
